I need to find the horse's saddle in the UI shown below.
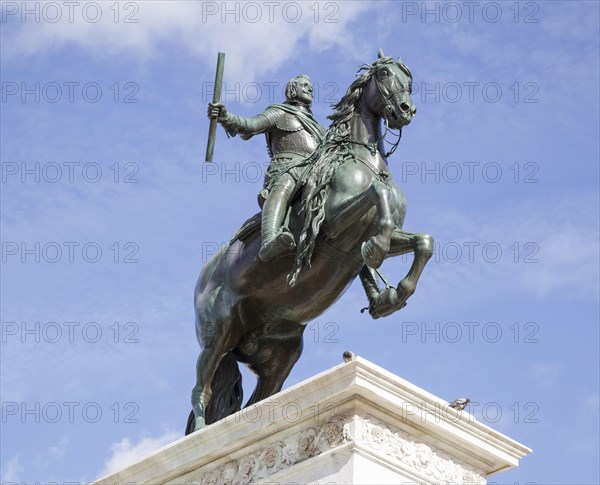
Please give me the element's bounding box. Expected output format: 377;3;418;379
228;206;296;246
229;212;262;245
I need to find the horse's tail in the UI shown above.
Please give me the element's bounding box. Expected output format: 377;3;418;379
184;409;195;435
206;352;243;424
185;352;243;435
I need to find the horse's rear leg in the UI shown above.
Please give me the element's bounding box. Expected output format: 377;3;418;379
245;329;303;408
190;319;239;431
369;230;433;318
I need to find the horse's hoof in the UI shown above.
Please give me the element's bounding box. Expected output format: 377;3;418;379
370;287;398;318
370;286;410;319
259;231;296;262
369;305;382;320
194;416;206;432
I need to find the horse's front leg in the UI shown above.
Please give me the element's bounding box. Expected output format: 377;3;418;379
368;229;434;318
361;180;395;269
324;177;393;268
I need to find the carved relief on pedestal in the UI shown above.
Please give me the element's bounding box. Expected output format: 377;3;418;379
194;414;350;485
354;413;486;484
191;412;486;485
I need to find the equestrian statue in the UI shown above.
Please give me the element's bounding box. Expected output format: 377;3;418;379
186;49;434;434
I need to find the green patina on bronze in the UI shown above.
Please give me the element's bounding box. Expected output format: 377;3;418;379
188;50;433;434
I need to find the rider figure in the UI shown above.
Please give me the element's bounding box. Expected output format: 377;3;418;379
208;75;326;262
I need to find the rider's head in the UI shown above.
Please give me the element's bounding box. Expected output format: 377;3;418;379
285;74;313;106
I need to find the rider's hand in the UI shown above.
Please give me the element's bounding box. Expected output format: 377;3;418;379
207;102;228;121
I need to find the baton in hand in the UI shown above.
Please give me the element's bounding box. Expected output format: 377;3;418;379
205;52;225;162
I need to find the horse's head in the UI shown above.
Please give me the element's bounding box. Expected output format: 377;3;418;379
362;49;416;129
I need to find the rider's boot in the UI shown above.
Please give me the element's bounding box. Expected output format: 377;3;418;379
259;178;296;262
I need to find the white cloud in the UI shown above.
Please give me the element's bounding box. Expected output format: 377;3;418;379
1;455;22;482
97;429;181;478
4;1;372;81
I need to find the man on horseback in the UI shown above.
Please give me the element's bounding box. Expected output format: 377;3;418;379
189;52;434;434
208;74;326;262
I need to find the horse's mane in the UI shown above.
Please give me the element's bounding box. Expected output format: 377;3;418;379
288;56;409;286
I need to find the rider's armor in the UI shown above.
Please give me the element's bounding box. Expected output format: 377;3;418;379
221;104;321;164
267;110;321;159
219;102;325;261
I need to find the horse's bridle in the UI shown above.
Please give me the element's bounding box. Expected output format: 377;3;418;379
372;64;411;157
341;61;412;159
373;63;412;119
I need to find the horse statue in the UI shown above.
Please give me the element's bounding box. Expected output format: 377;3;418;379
186;50;434;434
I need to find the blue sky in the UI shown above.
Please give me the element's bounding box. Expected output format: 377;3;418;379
1;1;598;483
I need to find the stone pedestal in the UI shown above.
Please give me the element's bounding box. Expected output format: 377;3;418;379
97;357;531;484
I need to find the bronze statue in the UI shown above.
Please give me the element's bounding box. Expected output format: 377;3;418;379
187;50;433;434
